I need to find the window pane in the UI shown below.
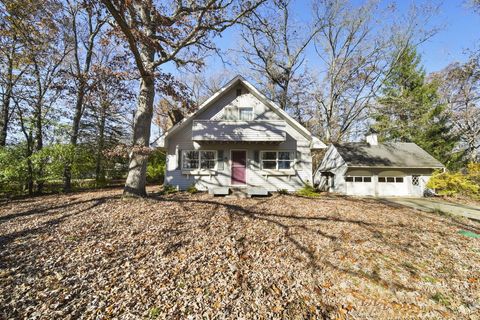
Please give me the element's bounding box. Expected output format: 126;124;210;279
364;177;372;182
200;151;216;169
239;108;253;121
278;160;292;169
354;177;362;182
345;176;353;182
379;177;386;183
396;177;404;183
262;160;276;169
387;177;395;183
182;151;199;169
279;152;292;160
262;152;277;160
412;175;420;186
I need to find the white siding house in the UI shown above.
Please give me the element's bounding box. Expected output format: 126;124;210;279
314;132;445;197
158;76;326;193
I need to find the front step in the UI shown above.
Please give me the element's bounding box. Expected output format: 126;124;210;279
227;187;249;199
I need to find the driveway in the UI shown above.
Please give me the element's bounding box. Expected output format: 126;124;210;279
380;197;480;221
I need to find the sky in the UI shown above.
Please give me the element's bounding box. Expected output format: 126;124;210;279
164;0;480;78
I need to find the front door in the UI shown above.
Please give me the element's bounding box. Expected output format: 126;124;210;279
231;150;247;185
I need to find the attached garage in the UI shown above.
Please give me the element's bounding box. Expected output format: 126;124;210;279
314;132;445;197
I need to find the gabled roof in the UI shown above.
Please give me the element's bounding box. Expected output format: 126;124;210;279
333;142;445;168
161;75;325;148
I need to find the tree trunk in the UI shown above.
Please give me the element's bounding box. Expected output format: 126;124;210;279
0;56;14;146
95;103;107;184
34;100;44;194
63;85;86;192
0;98;9;147
123;75;155;197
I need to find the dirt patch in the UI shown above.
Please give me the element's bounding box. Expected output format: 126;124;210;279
1;187;479;319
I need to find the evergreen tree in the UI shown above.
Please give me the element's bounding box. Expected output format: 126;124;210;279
373;46;460;168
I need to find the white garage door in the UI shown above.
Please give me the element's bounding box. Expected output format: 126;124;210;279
345;176;375;196
377;176;409;196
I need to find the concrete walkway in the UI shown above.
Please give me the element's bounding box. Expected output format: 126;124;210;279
379;197;480;221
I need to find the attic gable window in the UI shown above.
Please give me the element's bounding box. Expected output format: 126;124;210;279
239;107;253;121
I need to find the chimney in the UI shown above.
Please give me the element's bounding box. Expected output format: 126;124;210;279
365;128;378;146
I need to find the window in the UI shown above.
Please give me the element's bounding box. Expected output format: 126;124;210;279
412;175;420;186
182;150;199;169
182;150;217;170
346;176;372;183
200;151;216;169
236;88;242;97
379;176;404;183
239;107;253;121
261;151;294;170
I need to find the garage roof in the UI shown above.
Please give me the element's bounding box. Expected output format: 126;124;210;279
334;142;445;168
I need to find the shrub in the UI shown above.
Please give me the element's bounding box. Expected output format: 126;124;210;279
277;188;289;195
146;150;166;183
427;165;480;199
296;184;322;197
162;184;177;194
186;184;199;194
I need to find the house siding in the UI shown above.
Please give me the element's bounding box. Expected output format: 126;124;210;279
164;83;313;191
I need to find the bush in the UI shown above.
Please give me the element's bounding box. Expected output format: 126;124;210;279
162;184;177;194
146;150;166;183
277;188;289;195
296;184;322;197
186;184;199;194
427;164;480;199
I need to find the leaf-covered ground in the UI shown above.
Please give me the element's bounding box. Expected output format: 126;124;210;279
1;187;479;319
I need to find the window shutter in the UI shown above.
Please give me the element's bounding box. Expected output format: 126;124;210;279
217;150;224;170
177;149;182;170
296;151;301;169
254;150;260;168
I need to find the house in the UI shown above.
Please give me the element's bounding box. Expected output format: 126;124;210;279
314;131;445;197
157;75;326;194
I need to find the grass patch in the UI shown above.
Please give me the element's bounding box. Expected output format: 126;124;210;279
186;184;199;194
148;306;160;318
431;292;451;306
162;184;177;195
277;188;289;195
296;185;322;198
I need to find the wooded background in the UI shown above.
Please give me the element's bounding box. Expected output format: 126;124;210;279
0;0;479;197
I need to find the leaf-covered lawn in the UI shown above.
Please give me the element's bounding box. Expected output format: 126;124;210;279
1;187;479;319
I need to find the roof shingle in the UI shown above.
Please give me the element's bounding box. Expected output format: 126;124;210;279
334;142;444;168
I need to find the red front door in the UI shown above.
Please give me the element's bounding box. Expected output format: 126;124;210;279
231;151;247;185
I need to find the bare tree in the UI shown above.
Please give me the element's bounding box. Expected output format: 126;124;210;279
312;0;440;142
237;0;320;120
100;0;266;197
62;0;107;192
434;54;480;161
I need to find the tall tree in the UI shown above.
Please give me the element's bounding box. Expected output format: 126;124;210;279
62;0;107;192
434;54;480;162
238;0;320;120
372;46;459;167
312;0;439;142
100;0;265;197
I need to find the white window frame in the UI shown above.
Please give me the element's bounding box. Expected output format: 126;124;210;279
238;107;254;121
345;176;372;183
378;176;404;183
260;151;295;170
182;150;217;170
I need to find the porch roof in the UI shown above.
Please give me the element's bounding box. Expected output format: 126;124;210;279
192;120;286;143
